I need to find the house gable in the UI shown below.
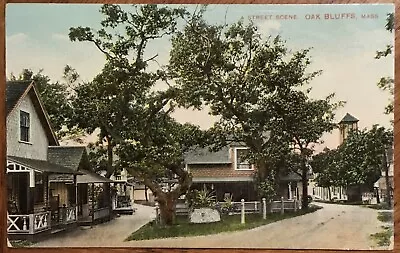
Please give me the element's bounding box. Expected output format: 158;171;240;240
6;81;58;160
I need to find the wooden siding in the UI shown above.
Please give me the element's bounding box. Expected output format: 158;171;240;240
6;93;49;161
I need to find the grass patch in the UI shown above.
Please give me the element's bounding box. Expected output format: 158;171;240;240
10;240;35;247
126;205;322;241
370;226;393;246
366;203;392;210
377;212;393;223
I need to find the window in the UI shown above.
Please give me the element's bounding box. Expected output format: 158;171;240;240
234;147;253;170
20;111;30;142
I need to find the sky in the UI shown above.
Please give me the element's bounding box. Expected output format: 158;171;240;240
5;3;394;151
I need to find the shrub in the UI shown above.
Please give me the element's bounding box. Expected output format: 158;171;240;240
187;189;216;209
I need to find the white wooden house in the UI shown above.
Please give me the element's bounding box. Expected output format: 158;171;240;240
6;81;113;241
6;80;81;240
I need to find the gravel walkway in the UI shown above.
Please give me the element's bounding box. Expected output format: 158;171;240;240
33;202;392;250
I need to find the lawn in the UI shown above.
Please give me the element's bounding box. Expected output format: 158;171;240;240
370;211;393;247
377;211;393;223
370;226;393;246
126;204;322;241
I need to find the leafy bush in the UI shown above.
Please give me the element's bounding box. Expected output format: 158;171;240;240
219;195;235;214
187;189;216;209
257;181;276;201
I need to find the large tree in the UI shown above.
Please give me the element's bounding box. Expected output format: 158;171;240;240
310;148;340;200
338;126;393;203
168;9;341;209
315;126;393;203
117;115;207;225
68;4;188;178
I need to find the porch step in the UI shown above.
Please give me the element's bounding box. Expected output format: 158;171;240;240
51;227;66;234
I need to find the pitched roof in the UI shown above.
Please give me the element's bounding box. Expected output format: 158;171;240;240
6;81;31;115
77;170;115;184
7;156;82;175
48;146;90;171
339;113;359;123
184;146;231;164
6;80;59;145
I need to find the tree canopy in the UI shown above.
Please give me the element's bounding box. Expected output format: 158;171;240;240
9;67;77;136
168;9;342;208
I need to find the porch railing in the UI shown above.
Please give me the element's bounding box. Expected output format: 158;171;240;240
7;215;30;233
63;206;77;223
32;211;51;233
231;201;262;213
7;211;51;234
270;199;300;213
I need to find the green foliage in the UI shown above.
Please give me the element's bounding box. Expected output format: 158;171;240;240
313;126;393;189
377;212;393;223
257;180;276;201
126;206;321;241
186;189;216;209
311;148;341;188
370;226;393;246
169;9;342;210
219;194;234;214
9;68;76;135
375;12;394;117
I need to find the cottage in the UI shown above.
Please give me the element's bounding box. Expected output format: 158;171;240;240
48;146;115;224
6;80;82;240
6;81;113;241
185;145;304;202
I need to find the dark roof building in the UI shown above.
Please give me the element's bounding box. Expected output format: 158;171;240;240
184;146;231;164
339;113;359;124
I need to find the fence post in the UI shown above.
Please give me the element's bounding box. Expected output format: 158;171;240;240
280;197;284;215
254;201;257;212
29;214;34;234
241;199;245;224
155;202;159;224
262;198;267;219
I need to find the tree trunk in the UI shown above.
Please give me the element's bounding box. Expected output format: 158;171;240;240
158;193;177;226
301;174;308;210
144;185;148;202
328;187;332;201
383;149;391;207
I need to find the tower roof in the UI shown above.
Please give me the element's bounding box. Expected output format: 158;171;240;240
339;113;359;124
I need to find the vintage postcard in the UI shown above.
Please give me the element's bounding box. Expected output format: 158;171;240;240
5;3;394;250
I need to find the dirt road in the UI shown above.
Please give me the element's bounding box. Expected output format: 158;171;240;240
33;202;392;250
34;204;155;247
125;202;390;250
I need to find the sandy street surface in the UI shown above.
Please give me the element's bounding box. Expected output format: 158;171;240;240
33;204;156;247
33;202;392;250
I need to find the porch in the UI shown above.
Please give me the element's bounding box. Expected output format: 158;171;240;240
6;156;82;240
191;179;258;202
76;170;115;225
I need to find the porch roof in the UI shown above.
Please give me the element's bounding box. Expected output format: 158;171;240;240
77;170;115;184
192;176;253;183
7;156;83;174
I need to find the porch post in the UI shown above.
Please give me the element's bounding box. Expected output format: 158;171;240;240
74;175;78;220
240;199;245;224
288;183;292;200
28;170;35;214
91;183;95;223
262;198;266;219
